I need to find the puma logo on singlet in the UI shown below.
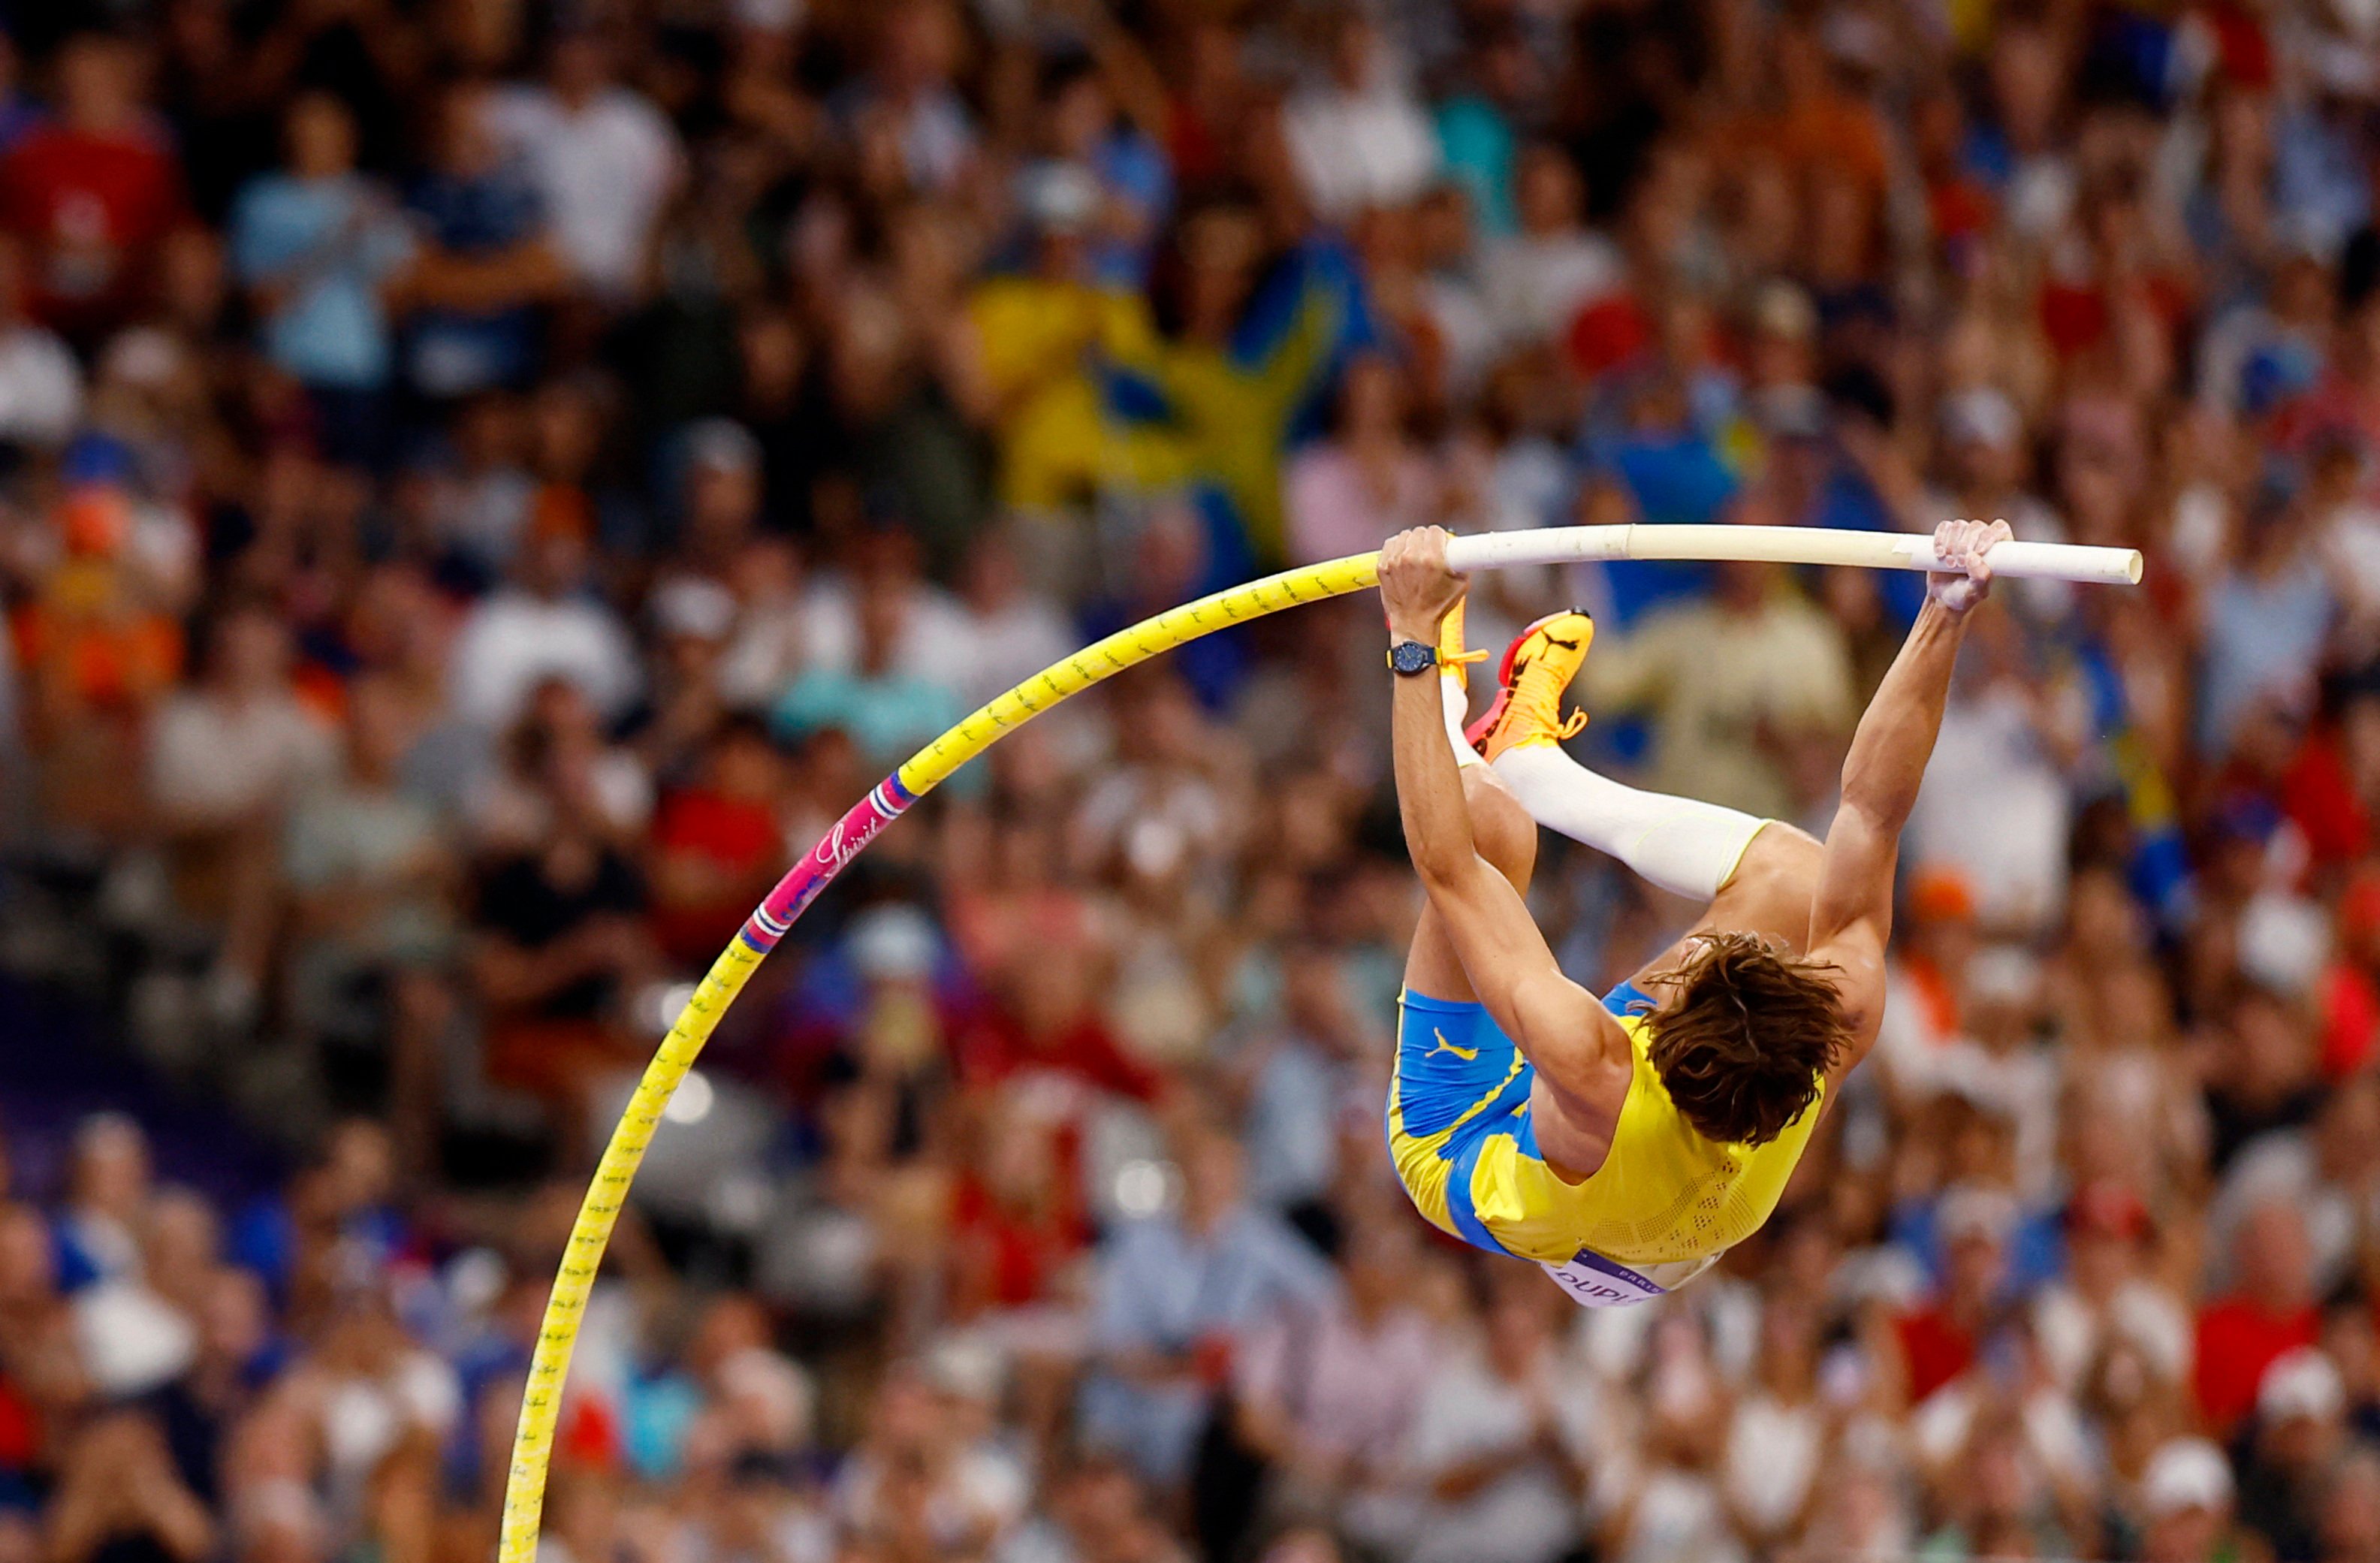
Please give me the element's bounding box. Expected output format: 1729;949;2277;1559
1427;1030;1480;1062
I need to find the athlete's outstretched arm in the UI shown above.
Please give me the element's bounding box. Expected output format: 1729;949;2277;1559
1808;517;2009;1054
1380;528;1621;1094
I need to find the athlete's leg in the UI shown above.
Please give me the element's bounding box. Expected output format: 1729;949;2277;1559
1472;608;1818;947
1499;738;1825;948
1682;816;1823;951
1490;741;1769;904
1402;765;1537;1002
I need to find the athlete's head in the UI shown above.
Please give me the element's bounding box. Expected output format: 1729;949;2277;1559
1642;931;1848;1146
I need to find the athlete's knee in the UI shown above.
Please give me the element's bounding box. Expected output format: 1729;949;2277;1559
1722;820;1821;896
1462;765;1537;886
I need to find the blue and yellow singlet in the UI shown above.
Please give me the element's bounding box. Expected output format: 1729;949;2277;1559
1386;983;1822;1306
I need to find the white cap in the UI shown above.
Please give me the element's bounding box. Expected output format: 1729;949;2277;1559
650;576;738;641
72;1280;196;1398
1020;161;1100;234
101;327;188;392
2258;1347;2346;1425
1965;943;2042;1006
2239;892;2333;997
926;1333;1006;1403
1943;386;2022;450
731;0;804;32
716;1346;816;1449
2142;1438;2234;1519
1938;1184;2017;1245
683;416;762;476
849;904;939;982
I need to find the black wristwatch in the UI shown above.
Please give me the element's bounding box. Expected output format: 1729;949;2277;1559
1386;639;1437;677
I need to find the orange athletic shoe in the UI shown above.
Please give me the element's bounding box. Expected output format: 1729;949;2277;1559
1466;609;1594;761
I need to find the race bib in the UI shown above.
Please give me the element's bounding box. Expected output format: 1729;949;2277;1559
1540;1249;1719;1308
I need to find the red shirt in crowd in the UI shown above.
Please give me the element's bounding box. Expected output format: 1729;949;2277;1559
952;1009;1162;1103
2321;962;2380;1079
648;785;781;964
0;1373;36;1471
2281;726;2370;869
2194;1296;2320;1435
0;120;183;335
1894;1305;1977;1404
948;1172;1090;1312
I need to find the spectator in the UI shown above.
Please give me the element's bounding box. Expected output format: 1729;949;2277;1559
396;82;565;401
228;94;412;466
2201;472;2336;757
0;33;185;344
1284;354;1436;567
2140;1437;2246;1563
448;527;640;733
1396;1270;1589;1563
53;1112;152;1289
1079;1127;1332;1486
1228;1222;1440;1533
1479;144;1622;349
837;0;978;198
1893;1186;2014;1404
0;233;80;447
770;570;964;775
41;1413;215;1563
147;604;338;1023
469;764;656;1112
1580;493;1858;820
281;674;457;1163
2197;1200;2326;1439
2240;1347;2353;1561
484;28;680;307
1283;13;1440;222
2318;1447;2380;1563
2032;1181;2191;1391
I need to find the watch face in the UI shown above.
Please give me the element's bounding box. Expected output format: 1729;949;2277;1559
1389;641;1435;674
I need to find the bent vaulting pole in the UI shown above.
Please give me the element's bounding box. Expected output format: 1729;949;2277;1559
498;523;2140;1563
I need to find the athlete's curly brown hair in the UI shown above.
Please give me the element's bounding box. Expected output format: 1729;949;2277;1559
1636;930;1849;1147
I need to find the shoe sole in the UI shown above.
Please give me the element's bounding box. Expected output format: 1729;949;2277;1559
1466;609;1592;753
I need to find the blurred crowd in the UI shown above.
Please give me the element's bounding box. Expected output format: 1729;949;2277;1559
0;0;2375;1559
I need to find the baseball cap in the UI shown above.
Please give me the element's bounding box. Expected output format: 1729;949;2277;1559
650;577;738;641
1965;943;2041;1006
1020;160;1100;234
683;417;762;477
1938;1184;2016;1246
2258;1347;2345;1425
1751;279;1817;343
849;904;940;982
1942;386;2022;450
2142;1438;2234;1519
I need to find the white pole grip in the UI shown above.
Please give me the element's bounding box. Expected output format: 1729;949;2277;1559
1440;524;2142;586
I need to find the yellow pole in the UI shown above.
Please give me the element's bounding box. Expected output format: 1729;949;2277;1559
496;549;1382;1563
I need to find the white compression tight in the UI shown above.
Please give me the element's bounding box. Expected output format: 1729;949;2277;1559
1489;742;1767;902
1442;674;1481;768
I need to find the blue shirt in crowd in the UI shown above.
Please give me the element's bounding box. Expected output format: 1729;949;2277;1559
230;173;415;391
